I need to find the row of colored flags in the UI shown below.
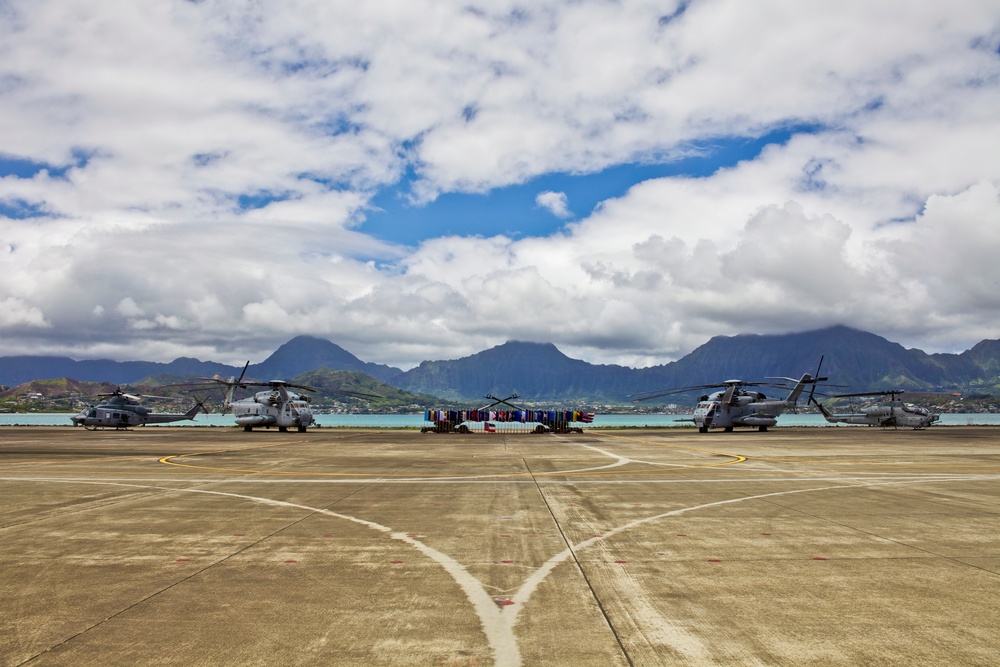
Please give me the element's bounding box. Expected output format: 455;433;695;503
424;410;595;424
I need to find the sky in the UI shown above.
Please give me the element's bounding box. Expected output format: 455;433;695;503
2;1;1000;371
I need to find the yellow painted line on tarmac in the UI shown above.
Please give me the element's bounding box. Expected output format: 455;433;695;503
158;437;334;470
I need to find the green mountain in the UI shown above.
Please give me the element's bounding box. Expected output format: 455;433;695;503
394;341;635;403
392;326;1000;403
3;326;1000;407
250;336;402;383
291;368;449;411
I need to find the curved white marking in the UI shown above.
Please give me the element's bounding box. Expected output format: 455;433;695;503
6;474;985;667
7;479;521;667
574;442;705;468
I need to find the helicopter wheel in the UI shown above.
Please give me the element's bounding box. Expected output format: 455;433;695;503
758;426;768;432
278;426;288;432
724;426;734;432
297;426;307;433
698;426;708;433
244;425;252;432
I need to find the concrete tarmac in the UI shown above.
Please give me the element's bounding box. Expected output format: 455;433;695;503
1;425;998;666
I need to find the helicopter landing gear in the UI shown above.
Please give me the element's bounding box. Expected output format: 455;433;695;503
244;425;253;432
698;426;708;433
758;425;768;432
298;425;307;433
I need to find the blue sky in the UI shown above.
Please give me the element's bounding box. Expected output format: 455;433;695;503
363;127;815;245
0;2;998;369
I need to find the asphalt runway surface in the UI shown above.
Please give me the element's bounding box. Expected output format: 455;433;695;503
1;425;998;666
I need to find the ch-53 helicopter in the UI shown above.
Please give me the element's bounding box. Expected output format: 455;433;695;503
630;362;827;433
193;362;380;432
809;390;941;429
71;387;204;430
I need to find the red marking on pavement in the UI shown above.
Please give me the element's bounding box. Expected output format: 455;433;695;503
676;534;687;537
495;599;515;606
175;558;190;562
390;560;404;564
708;559;722;563
232;533;245;537
812;557;828;561
614;560;628;564
501;559;514;564
761;532;772;536
322;534;333;538
284;559;298;564
591;533;603;538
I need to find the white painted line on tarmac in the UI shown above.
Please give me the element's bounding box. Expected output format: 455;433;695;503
7;474;984;666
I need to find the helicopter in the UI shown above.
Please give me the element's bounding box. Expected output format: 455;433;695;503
194;363;316;432
630;362;827;433
70;387;204;430
809;390;941;429
194;362;381;432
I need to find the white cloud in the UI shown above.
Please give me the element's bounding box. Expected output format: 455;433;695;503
0;297;50;328
0;1;998;368
115;298;145;319
535;191;572;218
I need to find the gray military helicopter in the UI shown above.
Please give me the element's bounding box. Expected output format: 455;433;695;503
194;363;316;432
809;390;941;429
194;362;380;432
631;362;826;432
70;387;204;430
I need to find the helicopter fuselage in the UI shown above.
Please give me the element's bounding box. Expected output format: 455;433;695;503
694;391;789;432
71;402;200;429
819;400;939;428
230;390;314;432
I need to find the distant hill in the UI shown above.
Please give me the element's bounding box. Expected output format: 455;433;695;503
2;326;1000;405
249;336;402;383
0;355;237;387
290;368;449;410
0;378;114;400
650;326;985;392
392;326;1000;403
393;341;636;402
0;336;402;387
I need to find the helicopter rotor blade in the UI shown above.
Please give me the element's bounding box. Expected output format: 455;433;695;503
235;361;249;386
807;355;825;405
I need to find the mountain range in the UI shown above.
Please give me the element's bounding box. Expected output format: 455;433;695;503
2;326;999;404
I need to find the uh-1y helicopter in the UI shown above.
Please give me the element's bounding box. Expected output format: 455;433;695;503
809;389;941;429
71;387;204;430
630;361;827;433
